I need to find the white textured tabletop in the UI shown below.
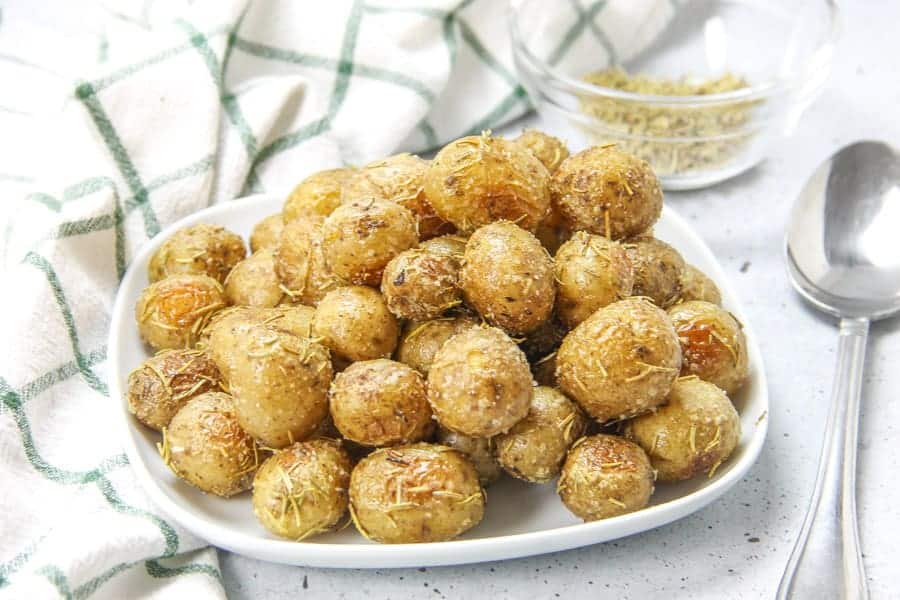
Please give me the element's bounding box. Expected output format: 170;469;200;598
220;2;900;598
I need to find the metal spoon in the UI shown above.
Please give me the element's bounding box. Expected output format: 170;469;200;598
779;141;900;599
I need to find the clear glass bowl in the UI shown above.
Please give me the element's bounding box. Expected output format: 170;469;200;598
509;0;840;189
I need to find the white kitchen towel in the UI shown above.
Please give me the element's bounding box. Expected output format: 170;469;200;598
0;1;675;597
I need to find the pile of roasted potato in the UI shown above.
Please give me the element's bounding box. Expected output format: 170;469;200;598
129;130;748;543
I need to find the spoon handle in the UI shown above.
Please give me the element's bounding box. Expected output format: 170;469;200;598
777;317;869;600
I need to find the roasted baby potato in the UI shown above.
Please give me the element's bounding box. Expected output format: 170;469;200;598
148;223;246;284
625;235;685;308
283;168;356;222
274;216;344;306
381;246;462;321
313;286;399;362
395;315;480;375
513;129;570;173
435;426;502;486
249;213;284;253
136;274;226;350
349;444;485;543
224;248;286;308
678;264;722;305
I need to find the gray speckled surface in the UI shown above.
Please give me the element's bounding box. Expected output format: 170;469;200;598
221;2;900;598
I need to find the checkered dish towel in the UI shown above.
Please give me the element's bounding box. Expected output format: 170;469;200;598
0;1;674;597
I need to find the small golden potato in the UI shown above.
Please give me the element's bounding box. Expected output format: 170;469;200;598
424;134;550;233
274;217;344;306
419;233;467;257
127;349;221;431
283;168;356;222
329;359;433;447
625;236;685;308
349;444;485;543
200;305;315;351
555;232;634;328
313;286;399;362
495;387;588;483
224;249;286;307
321;198;419;286
460;221;555;334
249;213;284;253
668;301;749;395
435;427;502;486
427;326;532;437
624;377;741;481
513;129;570;173
148;223;246;284
381;247;462;321
163;391;259;497
395;316;479;374
678;264;722;305
556;298;682;422
252;439;353;540
136;274;226;350
215;324;331;448
557;434;654;521
551;145;662;240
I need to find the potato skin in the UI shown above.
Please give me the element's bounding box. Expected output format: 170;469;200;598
381;247;462;321
556;298;682;422
283;168;356;222
555;232;634;328
329;359;434;447
164;392;259;497
395;316;479;375
667;301;749;395
424;134;551;233
427;326;533;437
127;349;221;431
148;224;246;283
514;129;570;173
249;213;284;253
136;274;226;350
200;305;315;351
435;427;502;486
557;434;655;521
313;286;399;362
274;217;343;306
419;233;467;257
252;439;353;540
624;377;740;481
460;221;555;334
224;248;286;307
551;145;662;240
213;324;331;448
349;444;485;543
678;264;722;306
625;236;685;308
321;198;419;286
494;387;588;483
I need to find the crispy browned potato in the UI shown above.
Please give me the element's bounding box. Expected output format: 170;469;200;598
148;224;246;283
435;426;502;486
212;324;331;448
249;213;284;253
395;315;480;375
424;134;550;233
283;168;357;222
162;391;259;497
136;274;226;350
623;377;740;481
495;387;588;483
460;221;555;334
667;301;749;395
678;264;722;305
349;444;485;543
321;198;419;286
428;325;532;437
224;249;286;307
346;154;453;240
329;359;434;447
312;286;399;362
381;247;462;321
551;145;662;240
127;349;221;431
625;236;685;308
556;298;682;422
557;434;655;521
555;232;634;328
252;439;353;540
513;129;570;173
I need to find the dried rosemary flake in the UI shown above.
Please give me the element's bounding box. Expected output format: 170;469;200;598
607;497;627;509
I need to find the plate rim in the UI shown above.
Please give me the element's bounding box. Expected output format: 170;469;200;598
108;193;769;568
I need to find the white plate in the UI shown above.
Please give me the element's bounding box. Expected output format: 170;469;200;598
108;194;769;569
